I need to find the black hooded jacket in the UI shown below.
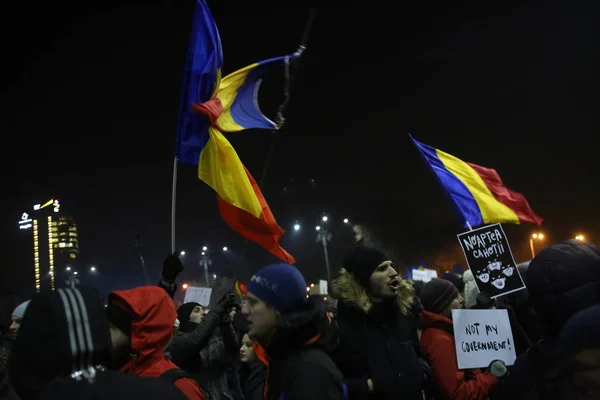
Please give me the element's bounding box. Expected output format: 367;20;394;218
261;297;343;400
331;269;425;400
8;287;187;400
238;361;267;400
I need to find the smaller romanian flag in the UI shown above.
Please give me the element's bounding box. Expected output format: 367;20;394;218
411;136;543;229
234;280;248;297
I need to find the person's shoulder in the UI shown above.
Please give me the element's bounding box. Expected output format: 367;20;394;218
291;348;342;377
38;370;188;400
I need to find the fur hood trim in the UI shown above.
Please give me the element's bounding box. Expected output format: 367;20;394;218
331;268;414;316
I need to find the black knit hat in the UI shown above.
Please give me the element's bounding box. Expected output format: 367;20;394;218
9;288;112;400
176;302;201;332
420;278;459;314
343;246;390;286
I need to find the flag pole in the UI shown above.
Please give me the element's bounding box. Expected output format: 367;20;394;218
171;156;178;253
234;8;317;286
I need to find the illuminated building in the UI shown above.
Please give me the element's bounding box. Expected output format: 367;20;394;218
50;216;80;273
18;198;79;293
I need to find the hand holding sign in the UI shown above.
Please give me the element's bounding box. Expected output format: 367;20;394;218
452;309;516;370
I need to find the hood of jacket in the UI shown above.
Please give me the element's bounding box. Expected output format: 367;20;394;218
264;296;338;362
331;268;414;316
108;286;176;362
9;287;112;400
419;309;454;334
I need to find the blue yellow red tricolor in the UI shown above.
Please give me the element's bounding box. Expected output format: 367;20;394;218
411;136;543;229
176;0;295;263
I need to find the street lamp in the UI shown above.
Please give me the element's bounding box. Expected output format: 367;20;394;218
222;246;228;252
293;223;301;231
199;247;213;287
316;220;333;285
575;234;585;241
530;232;545;258
182;283;188;290
343;218;349;224
90;266;96;272
180;251;186;256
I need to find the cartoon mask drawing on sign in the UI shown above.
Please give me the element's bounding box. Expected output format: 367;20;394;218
475;265;490;284
487;260;502;271
502;265;514;277
491;276;506;290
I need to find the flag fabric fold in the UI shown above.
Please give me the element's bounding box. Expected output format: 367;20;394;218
411;136;543;228
175;0;295;264
175;0;223;165
217;166;295;265
216;55;290;132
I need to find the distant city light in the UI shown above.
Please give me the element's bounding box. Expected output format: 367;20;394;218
343;218;349;224
180;251;186;256
182;283;188;290
222;247;228;252
322;216;328;222
202;246;208;251
293;224;301;231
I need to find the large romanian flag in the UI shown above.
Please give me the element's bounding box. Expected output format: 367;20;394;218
411;136;543;229
175;0;295;264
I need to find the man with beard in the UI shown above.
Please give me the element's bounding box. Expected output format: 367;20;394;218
331;246;428;400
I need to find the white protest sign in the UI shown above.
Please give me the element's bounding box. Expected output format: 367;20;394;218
412;268;438;282
319;280;328;295
426;269;438;281
412;269;428;282
452;309;516;369
183;286;212;307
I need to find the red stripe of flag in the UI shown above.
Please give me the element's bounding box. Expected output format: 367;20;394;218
217;166;296;264
467;162;543;226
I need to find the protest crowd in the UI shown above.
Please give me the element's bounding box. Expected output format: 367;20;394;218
2;1;598;399
0;236;598;400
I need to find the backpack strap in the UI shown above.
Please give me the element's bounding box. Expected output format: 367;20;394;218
160;368;191;384
161;369;212;399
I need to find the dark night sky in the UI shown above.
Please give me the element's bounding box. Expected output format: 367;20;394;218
1;2;598;298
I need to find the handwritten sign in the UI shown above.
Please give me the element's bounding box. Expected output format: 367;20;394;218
183;286;212;307
452;309;516;369
457;223;525;298
412;268;438;283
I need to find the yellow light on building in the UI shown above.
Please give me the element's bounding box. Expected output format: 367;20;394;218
48;216;55;290
33;219;40;292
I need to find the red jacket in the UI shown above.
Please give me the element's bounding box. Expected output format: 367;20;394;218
110;286;204;400
419;310;499;400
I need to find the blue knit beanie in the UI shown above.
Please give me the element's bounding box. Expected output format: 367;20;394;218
247;263;307;313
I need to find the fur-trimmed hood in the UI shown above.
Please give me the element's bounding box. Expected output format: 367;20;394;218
331;268;414;316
